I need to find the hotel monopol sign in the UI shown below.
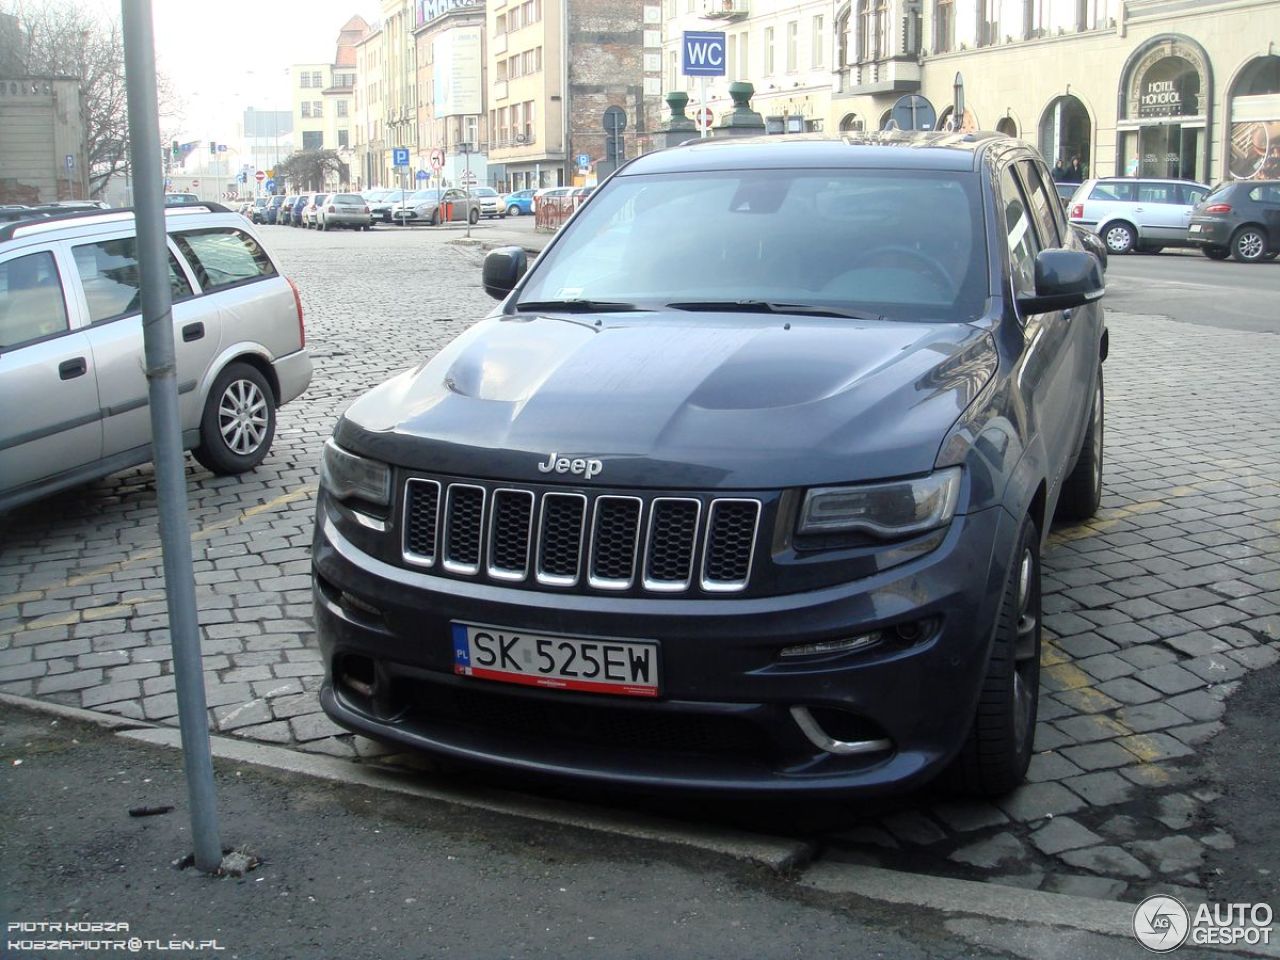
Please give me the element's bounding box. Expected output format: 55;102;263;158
418;0;482;24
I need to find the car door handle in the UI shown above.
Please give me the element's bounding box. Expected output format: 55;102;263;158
59;357;87;380
1133;207;1144;213
182;321;205;342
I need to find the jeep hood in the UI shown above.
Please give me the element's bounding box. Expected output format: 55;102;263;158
336;312;997;488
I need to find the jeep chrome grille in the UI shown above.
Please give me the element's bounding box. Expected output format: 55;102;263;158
403;480;761;594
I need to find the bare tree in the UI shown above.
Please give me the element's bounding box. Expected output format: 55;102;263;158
276;150;344;193
1;1;176;198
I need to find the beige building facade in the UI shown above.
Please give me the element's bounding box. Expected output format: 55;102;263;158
354;25;387;189
416;0;490;187
831;0;1280;184
487;0;566;189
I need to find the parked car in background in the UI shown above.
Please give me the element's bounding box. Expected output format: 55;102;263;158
0;203;312;511
164;193;200;205
250;198;269;223
316;193;372;231
468;187;505;219
390;188;480;225
1067;177;1210;255
313;132;1107;800
303;194;327;229
503;189;535;216
363;189;397;224
264;195;288;224
287;195;310;227
1187;180;1280;263
531;186;573;213
1052;181;1077;212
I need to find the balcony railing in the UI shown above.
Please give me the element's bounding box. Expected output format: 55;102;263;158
491;132;537;150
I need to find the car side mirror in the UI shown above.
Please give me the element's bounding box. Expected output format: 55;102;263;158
1017;249;1104;315
483;246;528;300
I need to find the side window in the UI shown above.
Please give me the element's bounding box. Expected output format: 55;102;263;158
1248;186;1264;202
1001;167;1040;299
1137;183;1175;204
172;229;277;292
72;237;194;324
1090;181;1135;202
1017;160;1062;247
1181;185;1208;205
0;251;69;349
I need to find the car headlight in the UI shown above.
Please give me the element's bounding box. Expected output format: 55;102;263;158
320;438;391;507
798;468;962;539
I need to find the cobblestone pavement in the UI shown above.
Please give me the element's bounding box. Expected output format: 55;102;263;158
2;224;1278;907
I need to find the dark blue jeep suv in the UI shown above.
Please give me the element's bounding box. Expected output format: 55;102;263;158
312;132;1107;798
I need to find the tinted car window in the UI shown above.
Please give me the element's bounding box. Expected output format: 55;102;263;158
1001;167;1039;299
1180;184;1209;205
173;228;276;291
1090;182;1135;202
1017;160;1061;246
332;194;363;203
518;169;988;321
1137;183;1176;204
72;237;193;323
0;251;68;348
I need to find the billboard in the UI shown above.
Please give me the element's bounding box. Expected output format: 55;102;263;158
433;25;483;117
1230;94;1280;180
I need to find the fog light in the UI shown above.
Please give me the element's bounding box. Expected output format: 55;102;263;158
780;632;881;658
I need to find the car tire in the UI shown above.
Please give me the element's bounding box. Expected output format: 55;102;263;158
944;515;1041;798
1231;226;1268;263
192;362;277;476
507;204;520;217
429;210;440;226
1102;221;1136;255
1140;245;1163;255
1202;245;1230;261
469;207;480;225
1057;370;1104;521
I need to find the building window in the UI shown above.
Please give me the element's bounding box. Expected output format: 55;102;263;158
978;0;998;47
668;50;678;91
931;0;952;53
738;32;749;79
311;71;323;88
495;13;506;34
301;102;312;118
874;0;888;58
857;0;871;62
313;101;323;117
338;129;349;148
764;26;775;75
786;21;798;72
812;15;825;70
300;73;311;89
497;59;508;81
523;100;535;141
302;130;323;151
337;100;349;118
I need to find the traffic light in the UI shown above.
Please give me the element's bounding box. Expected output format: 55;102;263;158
209;141;216;154
171;140;179;161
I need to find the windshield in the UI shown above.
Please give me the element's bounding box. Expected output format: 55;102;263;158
517;169;989;321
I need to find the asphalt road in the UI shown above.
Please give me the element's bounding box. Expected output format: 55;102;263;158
1101;250;1280;334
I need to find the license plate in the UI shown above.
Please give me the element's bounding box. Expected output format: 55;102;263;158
452;623;659;698
1190;224;1202;232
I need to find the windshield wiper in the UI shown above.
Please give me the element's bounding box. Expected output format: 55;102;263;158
514;299;643;313
666;300;884;321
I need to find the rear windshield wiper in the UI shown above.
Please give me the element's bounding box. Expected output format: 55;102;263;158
666;300;884;321
513;299;643;313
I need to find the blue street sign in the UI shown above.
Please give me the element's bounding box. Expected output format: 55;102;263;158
576;153;591;168
681;31;726;77
416;169;428;181
264;178;276;192
393;147;410;167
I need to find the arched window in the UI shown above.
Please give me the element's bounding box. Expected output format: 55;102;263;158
997;116;1019;137
1228;55;1280;180
840;113;864;132
1039;95;1091;180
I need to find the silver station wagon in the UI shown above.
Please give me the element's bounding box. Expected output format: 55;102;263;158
0;204;312;511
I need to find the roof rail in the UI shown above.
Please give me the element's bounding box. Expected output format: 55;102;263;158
0;201;236;243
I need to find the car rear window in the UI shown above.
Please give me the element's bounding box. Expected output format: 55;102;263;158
519;169;989;322
1089;182;1135;202
72;237;194;322
332;194;364;203
172;228;276;291
0;251;68;348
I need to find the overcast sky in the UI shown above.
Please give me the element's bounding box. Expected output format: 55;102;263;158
149;0;380;144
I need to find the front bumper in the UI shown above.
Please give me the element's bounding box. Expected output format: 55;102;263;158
311;497;1018;796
